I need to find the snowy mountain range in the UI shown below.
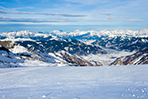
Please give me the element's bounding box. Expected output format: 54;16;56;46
1;29;148;52
1;29;148;40
1;29;148;67
50;29;148;38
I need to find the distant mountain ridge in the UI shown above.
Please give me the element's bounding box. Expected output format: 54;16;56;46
1;29;148;53
1;29;148;40
92;36;148;52
50;29;148;39
0;30;53;40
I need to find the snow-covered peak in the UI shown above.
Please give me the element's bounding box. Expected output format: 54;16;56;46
7;30;33;37
1;29;148;41
139;29;148;33
49;29;148;38
0;30;55;40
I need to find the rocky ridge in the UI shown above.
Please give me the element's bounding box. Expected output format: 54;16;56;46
110;48;148;66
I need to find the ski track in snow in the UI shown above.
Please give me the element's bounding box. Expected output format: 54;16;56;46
0;65;148;99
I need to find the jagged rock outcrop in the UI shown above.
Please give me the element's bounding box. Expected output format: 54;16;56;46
0;41;12;48
110;48;148;66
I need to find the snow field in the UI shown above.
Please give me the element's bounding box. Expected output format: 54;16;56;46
0;65;148;99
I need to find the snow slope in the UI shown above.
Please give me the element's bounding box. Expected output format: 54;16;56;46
0;65;148;99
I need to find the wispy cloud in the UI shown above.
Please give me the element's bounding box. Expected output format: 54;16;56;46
0;10;86;17
100;12;112;15
0;6;9;10
0;16;115;23
66;0;108;5
107;16;133;19
0;15;144;24
0;6;34;11
128;19;143;22
0;16;77;22
80;18;114;21
105;17;143;22
11;7;34;11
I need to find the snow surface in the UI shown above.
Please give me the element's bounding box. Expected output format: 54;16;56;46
10;45;31;54
0;65;148;99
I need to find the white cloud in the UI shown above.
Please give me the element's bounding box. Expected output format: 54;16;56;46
0;16;115;23
65;0;108;5
0;6;34;11
0;16;77;22
105;17;143;22
0;15;143;24
11;7;34;11
128;19;143;22
107;17;133;19
0;10;86;17
100;12;112;15
0;6;9;10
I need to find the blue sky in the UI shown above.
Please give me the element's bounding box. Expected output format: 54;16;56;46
0;0;148;32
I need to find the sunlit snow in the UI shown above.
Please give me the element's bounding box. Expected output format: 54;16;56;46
0;65;148;99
